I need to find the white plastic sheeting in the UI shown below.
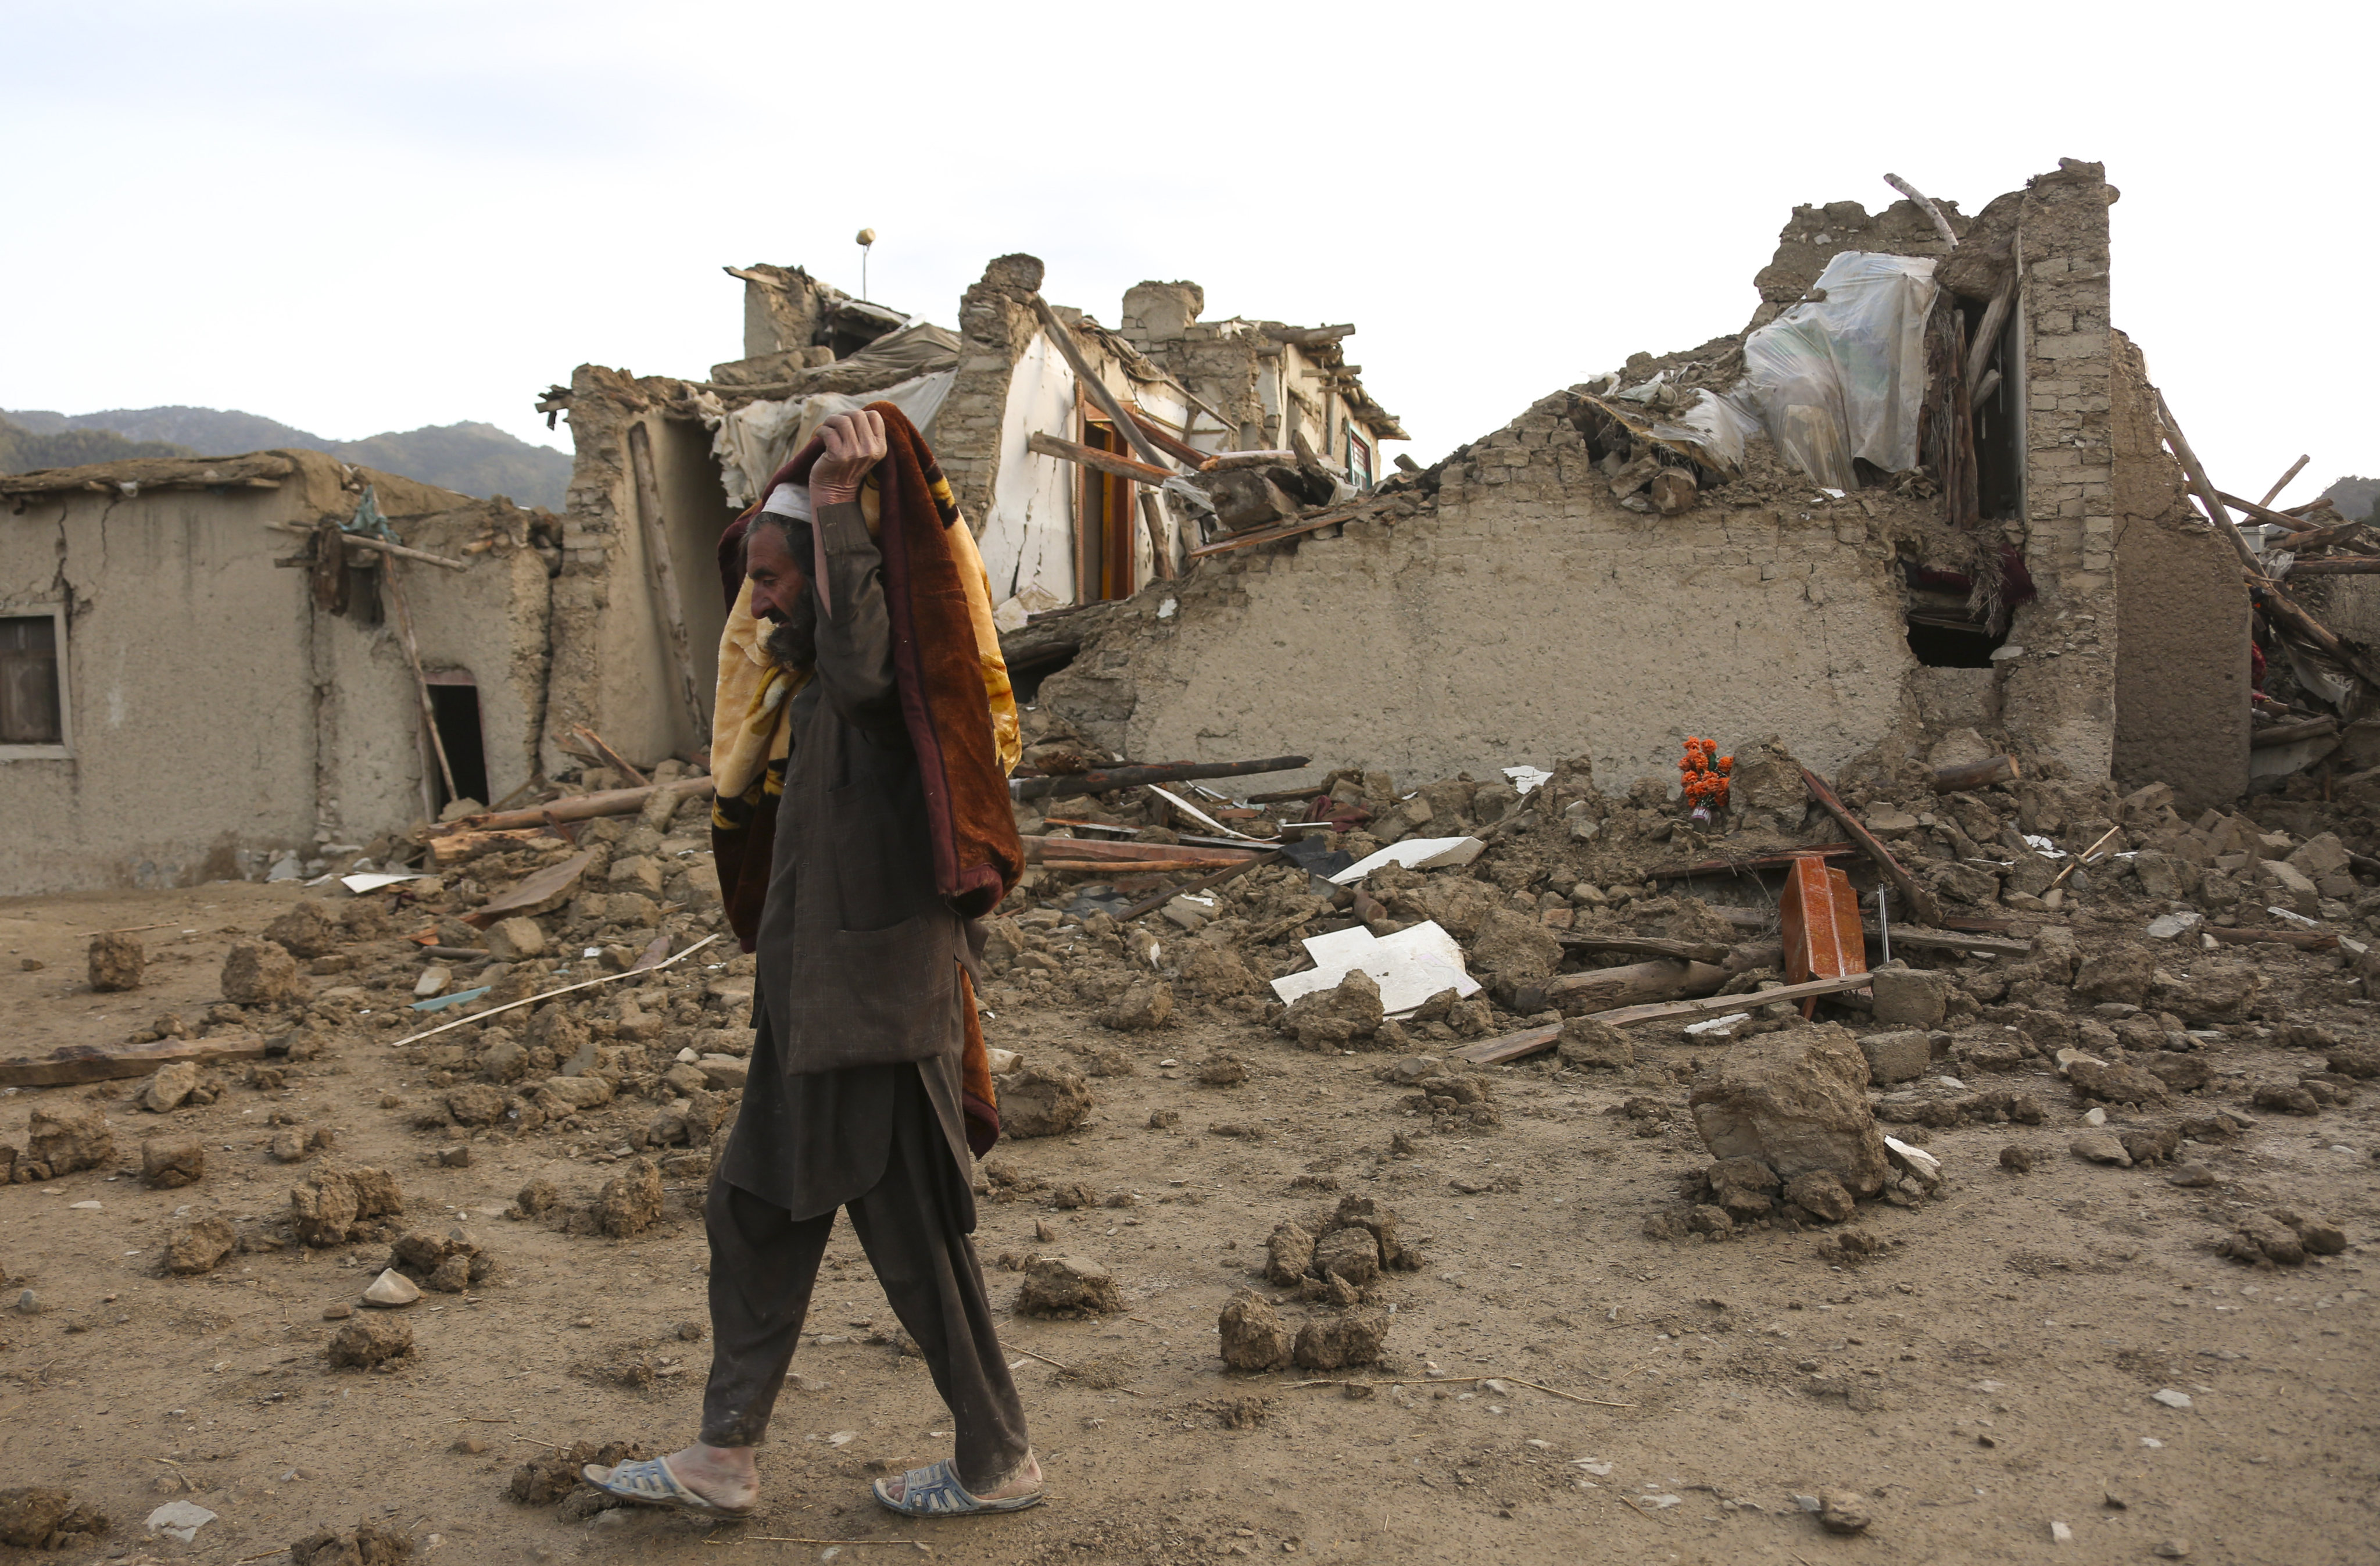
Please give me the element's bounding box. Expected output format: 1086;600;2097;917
979;330;1079;628
1741;252;1939;490
704;370;957;509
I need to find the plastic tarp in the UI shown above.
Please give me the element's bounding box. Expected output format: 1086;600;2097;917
1740;252;1939;490
704;369;957;509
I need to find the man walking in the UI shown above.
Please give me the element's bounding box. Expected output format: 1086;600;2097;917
586;407;1038;1519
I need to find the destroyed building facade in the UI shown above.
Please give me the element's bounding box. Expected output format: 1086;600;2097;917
1032;160;2259;817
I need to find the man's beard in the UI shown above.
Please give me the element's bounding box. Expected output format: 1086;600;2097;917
763;599;817;671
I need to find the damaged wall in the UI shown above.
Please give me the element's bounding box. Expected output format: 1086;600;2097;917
0;452;547;892
1040;392;1916;794
2109;331;2250;810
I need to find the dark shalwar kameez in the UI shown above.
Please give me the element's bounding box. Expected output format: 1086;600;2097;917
700;498;1027;1492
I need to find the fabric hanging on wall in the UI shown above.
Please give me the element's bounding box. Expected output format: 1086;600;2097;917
1740;252;1940;490
703;369;958;509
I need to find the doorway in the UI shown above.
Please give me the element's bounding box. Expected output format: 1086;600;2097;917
423;670;491;813
1077;416;1137;602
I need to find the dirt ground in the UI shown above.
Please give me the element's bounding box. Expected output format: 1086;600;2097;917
1;871;2375;1566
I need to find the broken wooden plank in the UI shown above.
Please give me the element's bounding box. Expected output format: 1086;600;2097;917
1929;755;2019;792
390;935;720;1047
1027;295;1182;474
1647;843;1856;881
2202;925;2339;952
1124;407;1212;470
0;1034;270;1088
431;778;714;837
1025;430;1175;487
1012;756;1308;802
2278;559;2380;575
2252;716;2339;749
1021;835;1261;866
1552;934;1732;965
460;849;594;928
2257;455;2310;509
1185;496;1397;560
428;827;564;867
1799;767;1944;928
1591;971;1873;1028
2220;489;2333;533
1040;857;1254;875
1116;849;1284;923
1882;173;1960;248
1455;1022;1565;1067
570;724;648;786
267;521;468;571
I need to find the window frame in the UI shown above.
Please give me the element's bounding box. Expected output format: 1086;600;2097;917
0;602;71;761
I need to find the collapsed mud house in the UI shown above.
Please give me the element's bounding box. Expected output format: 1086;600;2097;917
1026;160;2307;821
0;259;1404;892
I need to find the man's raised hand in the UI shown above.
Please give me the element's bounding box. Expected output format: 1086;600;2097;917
810;410;889;505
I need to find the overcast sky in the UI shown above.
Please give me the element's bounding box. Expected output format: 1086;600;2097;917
5;2;2371;504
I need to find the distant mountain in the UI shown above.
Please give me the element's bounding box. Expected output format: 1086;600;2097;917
0;415;195;471
2322;475;2379;524
0;405;574;510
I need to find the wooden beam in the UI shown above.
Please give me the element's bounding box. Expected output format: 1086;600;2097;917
1882;173;1959;248
1124;408;1211;470
1592;970;1873;1028
2203;925;2339;952
1116;849;1284;924
430;777;714;836
570;724;648;786
269;522;469;571
2279;559;2380;575
626;423;709;742
2252;716;2340;749
1026;430;1173;487
2258;455;2310;509
1028;295;1180;474
1185;496;1396;560
0;1035;270;1088
1801;767;1945;927
1021;835;1262;866
2218;489;2327;533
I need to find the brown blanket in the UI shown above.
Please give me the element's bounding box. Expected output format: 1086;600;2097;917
711;403;1022;1153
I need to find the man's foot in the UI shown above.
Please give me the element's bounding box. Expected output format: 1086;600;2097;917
660;1443;760;1513
874;1451;1043;1515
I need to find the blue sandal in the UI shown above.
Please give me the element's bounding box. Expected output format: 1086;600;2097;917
581;1454;756;1519
872;1456;1044;1517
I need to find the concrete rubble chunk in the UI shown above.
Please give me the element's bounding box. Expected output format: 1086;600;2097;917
1857;1029;1931;1084
1687;1023;1890;1195
1017;1254;1123;1317
997;1064;1093;1138
1281;968;1384;1050
137;1061;203;1113
1218;1289;1294;1371
141;1138;205;1189
221;938;302;1006
87;931;145;992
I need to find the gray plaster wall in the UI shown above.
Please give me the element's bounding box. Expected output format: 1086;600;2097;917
1042;394;1916;796
0;453;549;893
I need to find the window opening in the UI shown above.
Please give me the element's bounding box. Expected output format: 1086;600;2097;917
1344;430;1373;492
0;614;64;746
423;671;490;813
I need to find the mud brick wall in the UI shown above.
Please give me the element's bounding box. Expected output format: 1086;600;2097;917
1997;161;2122;784
936;254;1046;532
1041;394;1914;795
2109;332;2250;810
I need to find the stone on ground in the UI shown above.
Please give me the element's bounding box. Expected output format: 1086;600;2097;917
997;1065;1093;1138
1687;1023;1889;1196
1016;1254;1123;1317
1218;1290;1294;1370
87;932;144;992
